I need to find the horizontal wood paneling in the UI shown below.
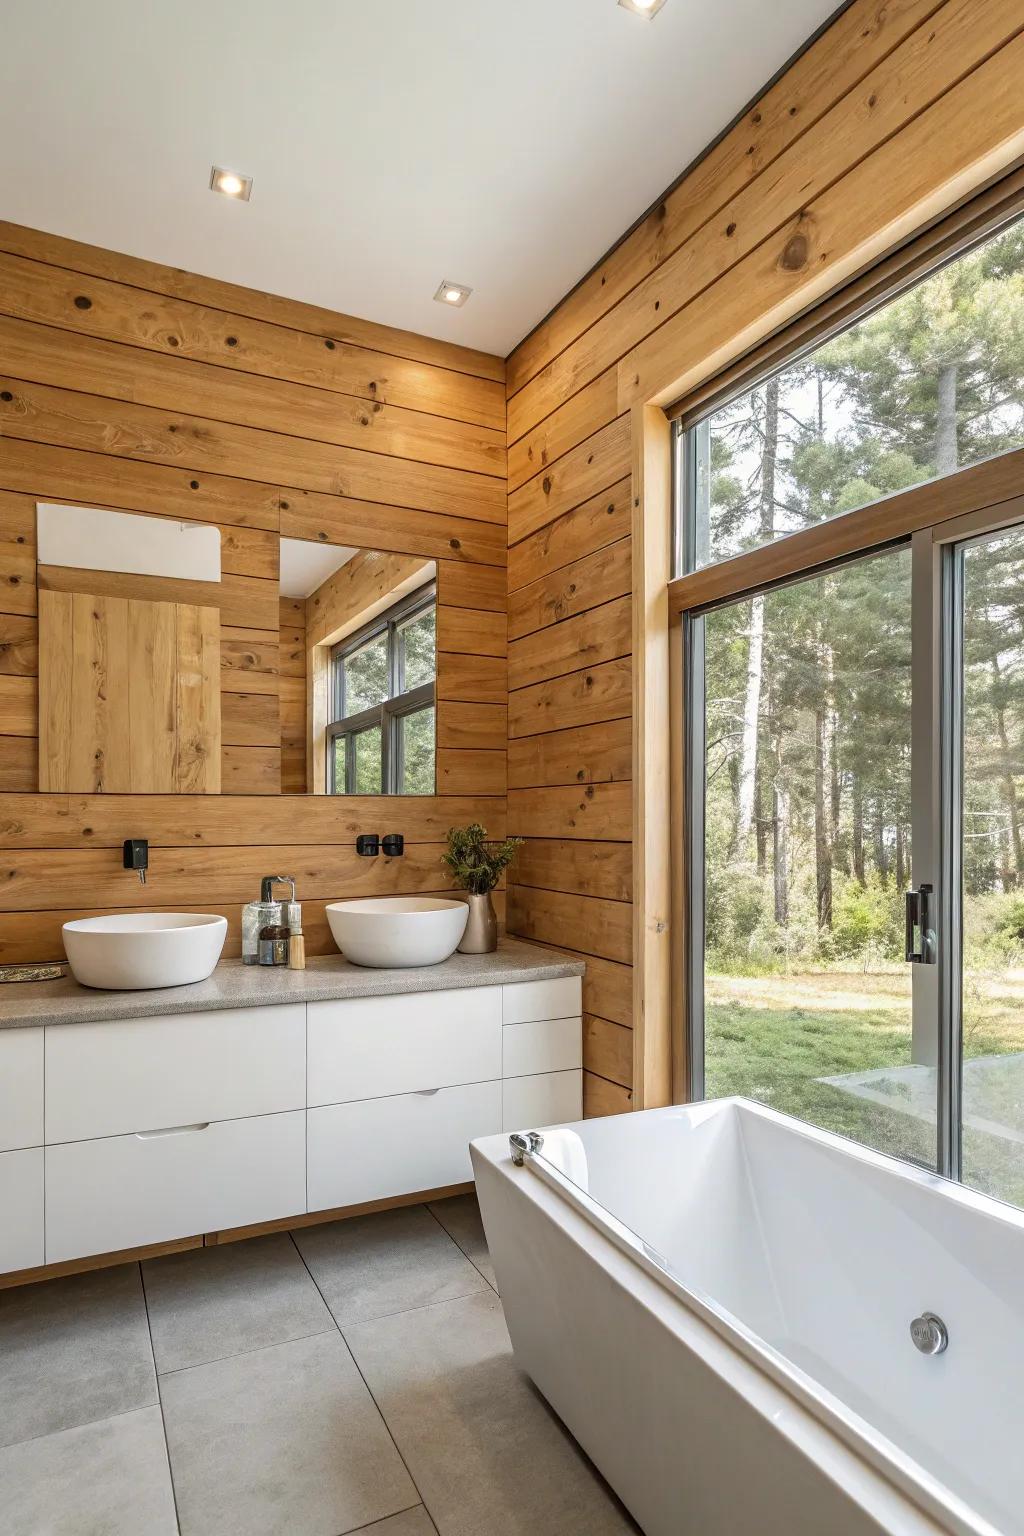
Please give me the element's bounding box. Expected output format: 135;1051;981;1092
0;221;505;383
436;701;507;751
437;605;506;658
508;594;631;690
512;837;632;902
507;478;630;593
0;376;504;525
507;416;630;544
583;1071;633;1117
437;560;506;612
506;885;631;965
507;658;631;739
507;719;631;790
504;0;1024;1109
0;313;504;476
508;783;632;841
0;248;505;429
583;1014;634;1089
436;748;506;797
0;793;503;847
508;539;630;641
0;228;505;962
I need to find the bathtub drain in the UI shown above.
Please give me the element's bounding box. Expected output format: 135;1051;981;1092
910;1313;948;1355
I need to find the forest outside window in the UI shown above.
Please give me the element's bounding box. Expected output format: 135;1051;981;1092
678;191;1024;1208
328;584;436;795
677;209;1024;573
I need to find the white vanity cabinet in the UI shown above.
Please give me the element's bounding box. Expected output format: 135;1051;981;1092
0;971;582;1276
0;1028;44;1269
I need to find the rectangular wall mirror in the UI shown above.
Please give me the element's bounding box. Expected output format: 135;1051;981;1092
280;538;436;797
33;504;437;796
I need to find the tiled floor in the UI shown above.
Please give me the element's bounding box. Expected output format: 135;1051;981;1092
0;1194;638;1536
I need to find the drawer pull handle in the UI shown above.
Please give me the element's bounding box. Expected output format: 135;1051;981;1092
413;1088;442;1097
135;1122;210;1140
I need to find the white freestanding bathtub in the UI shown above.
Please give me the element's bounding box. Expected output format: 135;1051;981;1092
471;1098;1023;1536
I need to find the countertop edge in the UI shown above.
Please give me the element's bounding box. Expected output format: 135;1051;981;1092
0;942;586;1029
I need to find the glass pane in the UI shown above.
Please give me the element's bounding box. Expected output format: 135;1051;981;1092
352;725;382;795
691;215;1024;570
960;525;1024;1206
700;546;935;1166
330;734;345;795
399;605;435;692
343;633;388;715
399;706;435;794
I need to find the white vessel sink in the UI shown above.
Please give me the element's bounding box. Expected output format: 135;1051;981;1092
326;897;468;968
62;913;228;990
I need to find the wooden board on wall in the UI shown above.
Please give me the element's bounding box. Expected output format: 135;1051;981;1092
0;226;506;965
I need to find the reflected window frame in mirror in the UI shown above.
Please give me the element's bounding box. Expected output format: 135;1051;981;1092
327;582;436;795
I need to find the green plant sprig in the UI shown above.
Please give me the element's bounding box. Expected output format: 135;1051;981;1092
443;823;523;896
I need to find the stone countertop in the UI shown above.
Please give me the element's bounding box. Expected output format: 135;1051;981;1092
0;939;585;1029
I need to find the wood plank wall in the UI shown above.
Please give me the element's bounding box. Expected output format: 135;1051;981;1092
503;0;1024;1114
0;223;507;964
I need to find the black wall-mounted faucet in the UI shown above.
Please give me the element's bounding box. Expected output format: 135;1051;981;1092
123;838;149;885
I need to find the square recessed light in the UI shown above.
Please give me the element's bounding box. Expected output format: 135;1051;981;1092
618;0;667;15
434;280;472;307
210;166;253;200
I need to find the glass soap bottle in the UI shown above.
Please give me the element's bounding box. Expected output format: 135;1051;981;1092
242;876;283;965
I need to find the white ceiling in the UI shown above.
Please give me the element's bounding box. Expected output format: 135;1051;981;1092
279;538;357;599
0;0;840;357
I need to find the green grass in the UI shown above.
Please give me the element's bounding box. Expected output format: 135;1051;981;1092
705;969;1024;1206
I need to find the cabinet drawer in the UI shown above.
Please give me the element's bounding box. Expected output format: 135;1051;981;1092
502;976;581;1025
0;1028;43;1152
45;1005;306;1143
0;1147;44;1273
502;1070;582;1132
308;1080;501;1210
503;1017;582;1078
307;988;501;1107
45;1111;305;1263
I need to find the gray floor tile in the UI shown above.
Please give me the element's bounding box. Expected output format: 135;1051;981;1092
345;1290;637;1536
427;1193;496;1290
143;1232;334;1373
351;1511;437;1535
293;1206;489;1327
160;1329;416;1536
0;1405;177;1536
0;1263;156;1448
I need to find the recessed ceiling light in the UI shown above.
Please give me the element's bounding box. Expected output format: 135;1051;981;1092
618;0;667;15
210;166;253;201
434;280;472;307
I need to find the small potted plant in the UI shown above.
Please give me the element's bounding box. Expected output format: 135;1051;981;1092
443;823;522;954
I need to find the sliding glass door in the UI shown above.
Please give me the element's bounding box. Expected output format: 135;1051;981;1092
686;501;1024;1204
690;543;936;1170
949;516;1024;1203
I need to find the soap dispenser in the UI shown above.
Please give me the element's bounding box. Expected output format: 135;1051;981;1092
242;876;284;965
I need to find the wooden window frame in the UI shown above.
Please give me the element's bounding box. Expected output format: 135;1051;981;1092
631;168;1024;1111
327;583;436;796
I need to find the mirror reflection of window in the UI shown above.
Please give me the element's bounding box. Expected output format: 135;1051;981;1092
328;585;436;795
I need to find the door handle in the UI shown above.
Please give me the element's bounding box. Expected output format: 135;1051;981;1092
905;885;935;964
135;1122;211;1140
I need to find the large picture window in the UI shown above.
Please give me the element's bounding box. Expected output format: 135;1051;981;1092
676;195;1024;1210
677;208;1024;574
328;584;436;795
